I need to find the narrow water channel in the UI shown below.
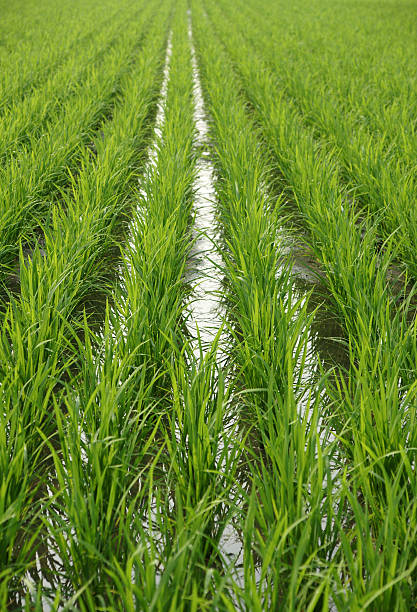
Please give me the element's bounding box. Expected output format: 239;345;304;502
186;13;246;579
186;20;225;361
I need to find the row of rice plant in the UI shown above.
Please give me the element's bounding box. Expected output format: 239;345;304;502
195;0;417;607
2;0;417;608
0;0;159;285
0;0;130;112
214;0;417;155
204;0;417;281
87;5;241;608
191;5;341;608
1;0;229;607
0;0;152;166
0;3;171;605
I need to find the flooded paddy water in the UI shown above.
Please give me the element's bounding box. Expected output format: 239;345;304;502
186;19;225;360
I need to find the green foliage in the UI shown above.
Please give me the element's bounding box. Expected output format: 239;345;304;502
1;0;417;608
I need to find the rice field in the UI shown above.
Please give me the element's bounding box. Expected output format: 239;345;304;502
1;0;417;609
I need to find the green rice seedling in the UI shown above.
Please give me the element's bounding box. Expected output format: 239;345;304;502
149;346;241;610
205;0;417;282
0;0;129;113
0;3;161;287
0;0;152;166
116;15;196;403
0;384;58;609
43;316;163;607
193;1;417;606
191;6;343;606
237;392;339;611
330;463;417;610
0;10;170;602
201;0;417;432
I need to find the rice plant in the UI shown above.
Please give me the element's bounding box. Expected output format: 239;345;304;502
1;0;417;608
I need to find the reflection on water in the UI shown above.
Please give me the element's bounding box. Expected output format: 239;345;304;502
186;21;224;361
